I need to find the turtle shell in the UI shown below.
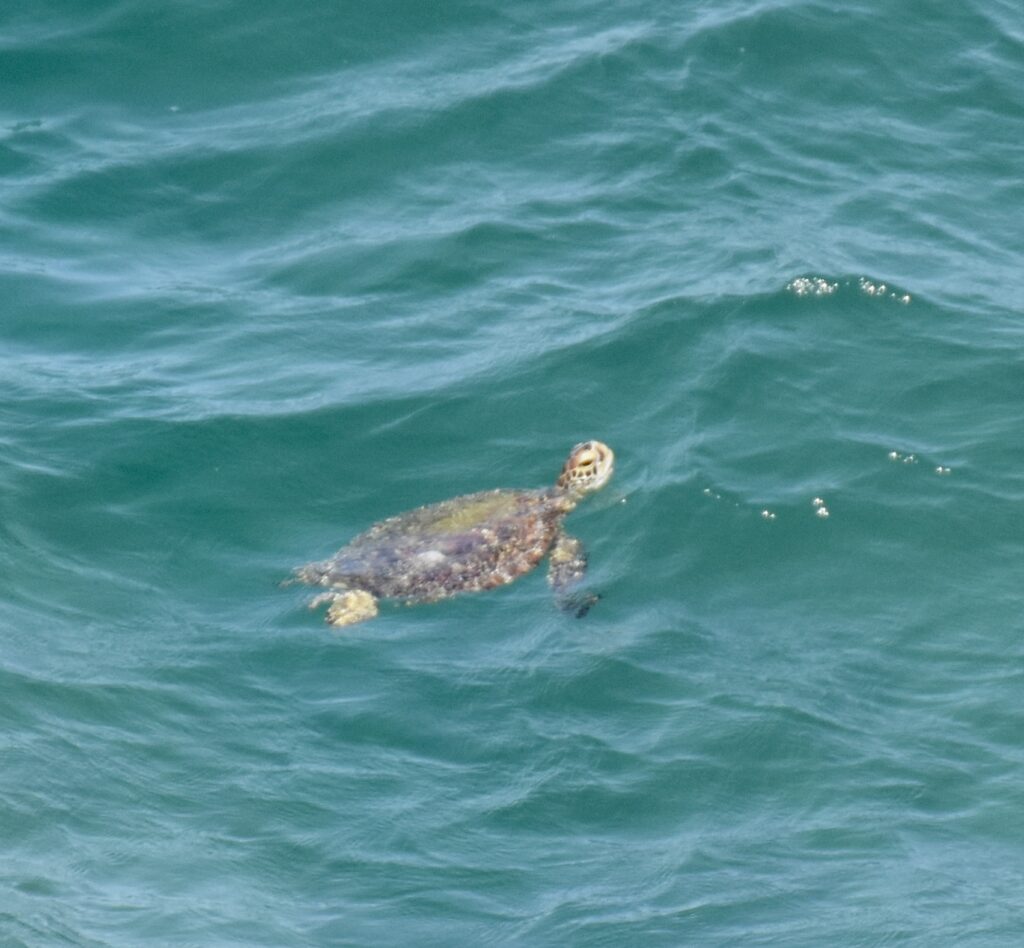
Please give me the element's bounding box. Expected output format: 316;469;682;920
312;487;571;604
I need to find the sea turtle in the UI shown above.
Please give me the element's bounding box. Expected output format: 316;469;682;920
291;440;615;627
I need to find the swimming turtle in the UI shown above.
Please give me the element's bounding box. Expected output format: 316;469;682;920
291;440;615;627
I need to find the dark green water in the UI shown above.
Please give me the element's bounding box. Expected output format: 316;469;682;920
3;1;1024;944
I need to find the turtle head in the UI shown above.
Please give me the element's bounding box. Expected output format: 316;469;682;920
556;441;615;496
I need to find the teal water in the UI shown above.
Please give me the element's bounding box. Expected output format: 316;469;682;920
3;1;1024;944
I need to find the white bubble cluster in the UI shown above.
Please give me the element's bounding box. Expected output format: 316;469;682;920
889;450;951;475
788;277;838;297
858;277;911;304
704;447;954;531
787;276;911;304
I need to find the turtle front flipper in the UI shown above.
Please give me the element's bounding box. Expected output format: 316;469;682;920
309;589;379;627
547;532;600;618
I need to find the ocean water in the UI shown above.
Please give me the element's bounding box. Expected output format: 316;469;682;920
3;0;1024;944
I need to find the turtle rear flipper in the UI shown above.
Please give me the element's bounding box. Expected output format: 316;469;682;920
309;589;379;627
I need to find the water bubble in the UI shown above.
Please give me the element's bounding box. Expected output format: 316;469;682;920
788;277;838;297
